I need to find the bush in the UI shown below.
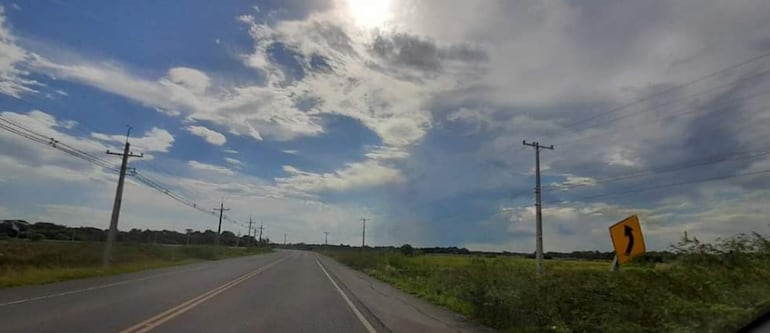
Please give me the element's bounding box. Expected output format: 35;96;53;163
399;244;415;256
28;233;46;241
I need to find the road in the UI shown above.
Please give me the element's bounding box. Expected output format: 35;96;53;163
0;250;493;333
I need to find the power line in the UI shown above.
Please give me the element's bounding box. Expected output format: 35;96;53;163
0;114;248;231
587;67;770;129
0;116;120;172
561;50;770;132
545;149;770;191
548;168;770;204
555;86;770;149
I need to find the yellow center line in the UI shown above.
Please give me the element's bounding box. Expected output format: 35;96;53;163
120;256;289;333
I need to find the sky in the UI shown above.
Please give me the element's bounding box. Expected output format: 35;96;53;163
1;0;770;252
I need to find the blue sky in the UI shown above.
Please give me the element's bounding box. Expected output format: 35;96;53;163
1;0;770;251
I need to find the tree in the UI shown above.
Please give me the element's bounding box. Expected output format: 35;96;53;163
399;244;415;256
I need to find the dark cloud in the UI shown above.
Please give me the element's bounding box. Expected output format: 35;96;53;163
370;32;487;71
311;22;356;56
266;42;306;83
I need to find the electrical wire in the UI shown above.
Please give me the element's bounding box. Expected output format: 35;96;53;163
560;49;770;132
547;168;770;204
545;149;770;191
0;115;248;230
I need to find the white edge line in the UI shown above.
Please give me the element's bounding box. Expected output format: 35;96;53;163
315;257;377;333
0;265;208;307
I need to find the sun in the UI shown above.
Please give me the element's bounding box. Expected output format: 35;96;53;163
346;0;393;29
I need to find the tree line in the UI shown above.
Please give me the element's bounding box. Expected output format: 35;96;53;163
0;220;269;247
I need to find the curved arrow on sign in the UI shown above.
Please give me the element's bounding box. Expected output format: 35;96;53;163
624;225;634;255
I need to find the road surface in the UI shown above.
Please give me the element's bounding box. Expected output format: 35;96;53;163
0;250;493;332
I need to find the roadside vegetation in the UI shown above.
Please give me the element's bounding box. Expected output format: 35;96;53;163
0;240;271;287
325;233;770;332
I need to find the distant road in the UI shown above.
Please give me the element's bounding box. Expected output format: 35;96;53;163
0;250;493;332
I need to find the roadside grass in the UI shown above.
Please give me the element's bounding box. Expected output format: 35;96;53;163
0;240;271;287
326;233;770;332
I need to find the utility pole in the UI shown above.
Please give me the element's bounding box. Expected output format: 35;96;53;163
284;233;287;246
102;127;143;268
361;218;367;250
213;199;229;246
258;223;264;245
324;231;329;245
185;228;193;246
247;217;253;247
523;140;554;275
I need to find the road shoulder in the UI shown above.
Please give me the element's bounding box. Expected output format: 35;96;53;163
315;253;496;333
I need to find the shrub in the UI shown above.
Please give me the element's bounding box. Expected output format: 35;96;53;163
399;244;415;256
28;233;46;241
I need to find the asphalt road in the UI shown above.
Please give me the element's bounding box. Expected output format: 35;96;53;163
0;250;494;333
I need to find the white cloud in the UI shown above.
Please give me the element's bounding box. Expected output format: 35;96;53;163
188;160;235;176
29;58;324;141
91;127;174;153
605;147;641;167
0;110;120;182
549;174;597;191
224;157;244;167
166;67;210;94
282;149;298;155
185;125;226;146
223;148;238;154
276;160;404;194
0;6;40;97
364;146;409;161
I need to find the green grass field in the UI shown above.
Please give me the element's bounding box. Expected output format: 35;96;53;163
0;240;271;287
327;233;770;332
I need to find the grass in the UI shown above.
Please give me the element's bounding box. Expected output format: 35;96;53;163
0;240;271;287
326;233;770;332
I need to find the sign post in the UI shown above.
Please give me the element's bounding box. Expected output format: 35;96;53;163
609;215;646;269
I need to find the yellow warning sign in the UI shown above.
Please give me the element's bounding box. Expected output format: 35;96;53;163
609;215;646;264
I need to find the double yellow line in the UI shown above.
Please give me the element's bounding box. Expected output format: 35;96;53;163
120;256;288;333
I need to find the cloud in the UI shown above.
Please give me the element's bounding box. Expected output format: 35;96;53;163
91;127;175;153
364;146;409;161
282;149;298;154
187;160;235;176
167;67;210;94
0;6;41;97
237;10;486;150
276;160;404;194
185;125;226;146
0;110;119;181
26;56;325;141
549;174;597;191
223;148;238;154
3;1;770;251
370;32;486;71
224;157;244;167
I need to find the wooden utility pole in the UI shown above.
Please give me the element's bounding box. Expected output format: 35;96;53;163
185;228;193;246
213;199;229;246
247;217;253;247
361;218;367;250
523;140;554;275
102;128;143;268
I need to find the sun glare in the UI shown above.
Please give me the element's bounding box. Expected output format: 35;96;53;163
346;0;392;29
